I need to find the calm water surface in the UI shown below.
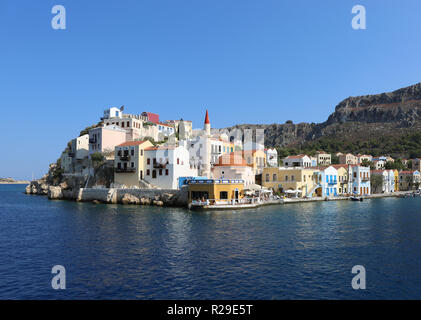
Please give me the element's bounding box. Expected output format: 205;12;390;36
1;184;421;299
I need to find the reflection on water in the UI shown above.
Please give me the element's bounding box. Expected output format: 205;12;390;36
1;185;421;299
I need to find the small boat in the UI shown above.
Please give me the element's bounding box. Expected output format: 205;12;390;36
350;196;363;202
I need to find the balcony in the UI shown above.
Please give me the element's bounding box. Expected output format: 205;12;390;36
361;176;370;181
89;138;97;144
153;162;167;169
119;154;130;161
115;167;136;173
327;180;337;185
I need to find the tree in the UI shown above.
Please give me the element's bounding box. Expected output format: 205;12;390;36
360;159;371;167
91;152;104;165
370;175;383;194
331;154;339;165
404;175;415;190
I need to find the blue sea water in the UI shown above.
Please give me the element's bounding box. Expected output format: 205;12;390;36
1;184;421;299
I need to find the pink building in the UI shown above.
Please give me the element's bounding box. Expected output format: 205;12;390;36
89;125;126;155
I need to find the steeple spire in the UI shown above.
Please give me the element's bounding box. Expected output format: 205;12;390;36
204;109;210;124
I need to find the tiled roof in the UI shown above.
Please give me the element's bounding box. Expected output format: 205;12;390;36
370;170;385;174
144;146;176;151
117;140;148;147
214;153;249;167
285;154;308;159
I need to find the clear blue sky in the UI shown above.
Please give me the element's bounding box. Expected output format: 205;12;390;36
1;0;421;180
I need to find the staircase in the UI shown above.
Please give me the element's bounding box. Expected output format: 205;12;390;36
307;184;322;198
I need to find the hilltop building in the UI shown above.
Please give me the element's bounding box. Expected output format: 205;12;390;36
89;125;126;155
315;151;331;166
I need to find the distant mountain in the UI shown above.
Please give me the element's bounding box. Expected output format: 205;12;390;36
0;177;29;184
216;82;421;157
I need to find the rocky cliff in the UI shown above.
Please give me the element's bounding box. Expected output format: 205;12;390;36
217;82;421;149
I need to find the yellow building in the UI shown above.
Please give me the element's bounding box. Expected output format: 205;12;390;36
332;164;349;195
187;179;245;204
393;169;399;191
114;140;154;187
262;167;318;197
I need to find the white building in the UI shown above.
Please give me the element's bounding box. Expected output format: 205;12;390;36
371;169;395;193
265;148;278;167
143;145;198;189
157;122;175;139
283;155;312;168
70;134;89;160
373;160;386;170
316;166;339;197
350;165;371;195
102;107;123;120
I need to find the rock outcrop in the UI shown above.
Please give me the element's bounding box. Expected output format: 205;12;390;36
121;193;140;205
215;82;421;148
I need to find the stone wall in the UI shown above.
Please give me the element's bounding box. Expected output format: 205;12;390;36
77;187;188;207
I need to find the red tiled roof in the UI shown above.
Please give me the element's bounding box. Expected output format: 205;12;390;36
144;146;176;151
370;170;385;174
214;153;249;167
117;140;148;147
331;164;348;169
142;112;160;123
285;154;308;159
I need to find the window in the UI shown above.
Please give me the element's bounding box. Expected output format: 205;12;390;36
131;162;134;168
127;121;129;127
122;122;125;128
117;163;121;169
153;158;157;164
265;174;270;182
285;175;288;181
131;149;134;156
147;169;150;176
152;170;157;178
141;150;143;156
177;158;180;165
147;158;150;165
291;175;295;181
220;191;228;200
273;174;277;181
165;169;169;176
159;169;162;175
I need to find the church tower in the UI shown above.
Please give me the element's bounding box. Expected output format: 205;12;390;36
202;109;212;178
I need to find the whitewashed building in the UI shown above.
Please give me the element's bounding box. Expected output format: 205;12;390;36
265;148;278;167
70;134;89;160
143;145;198;189
283;155;312;168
